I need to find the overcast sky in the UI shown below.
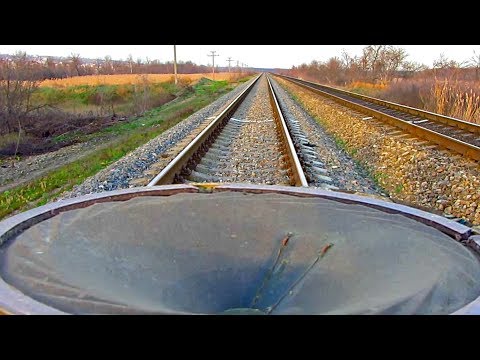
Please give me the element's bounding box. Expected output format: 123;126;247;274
1;45;478;69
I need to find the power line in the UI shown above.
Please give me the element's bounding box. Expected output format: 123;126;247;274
173;45;178;85
226;57;234;73
208;51;219;80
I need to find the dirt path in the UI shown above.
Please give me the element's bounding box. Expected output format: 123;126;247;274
0;134;118;193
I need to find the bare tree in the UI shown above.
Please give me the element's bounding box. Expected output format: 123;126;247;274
132;74;151;115
401;61;427;73
469;50;480;81
136;58;143;74
433;53;466;79
359;45;408;83
0;52;45;163
94;58;103;75
0;52;41;133
103;55;114;75
378;46;408;83
324;57;344;84
127;54;134;74
360;45;385;81
433;53;453;69
68;53;82;76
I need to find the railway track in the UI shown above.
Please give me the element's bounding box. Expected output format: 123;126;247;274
147;73;323;187
275;74;480;162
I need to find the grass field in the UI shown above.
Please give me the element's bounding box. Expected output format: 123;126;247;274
40;73;244;87
2;72;254;157
0;76;252;220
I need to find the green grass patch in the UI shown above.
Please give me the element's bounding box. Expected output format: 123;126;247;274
333;136;346;149
323;129;360;156
32;81;187;119
0;77;248;220
34;82;180;106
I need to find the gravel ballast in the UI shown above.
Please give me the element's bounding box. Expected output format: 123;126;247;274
208;75;290;185
276;77;480;226
270;77;384;196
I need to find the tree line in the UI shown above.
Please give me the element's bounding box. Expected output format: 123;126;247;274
0;52;213;81
281;45;480;85
0;51;215;135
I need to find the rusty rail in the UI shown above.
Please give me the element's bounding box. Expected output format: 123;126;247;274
276;74;480;162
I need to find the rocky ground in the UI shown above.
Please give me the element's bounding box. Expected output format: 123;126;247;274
270;77;384;197
276;77;480;226
218;75;290;185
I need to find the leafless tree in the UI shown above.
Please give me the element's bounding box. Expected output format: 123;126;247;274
132;74;151;115
68;53;82;76
378;46;408;83
358;45;408;83
433;53;455;69
402;61;427;73
469;50;480;81
127;54;134;74
103;55;114;75
361;45;385;80
0;52;46;162
433;53;466;79
0;52;42;133
324;57;344;84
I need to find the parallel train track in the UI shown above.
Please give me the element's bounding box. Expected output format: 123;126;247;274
275;74;480;162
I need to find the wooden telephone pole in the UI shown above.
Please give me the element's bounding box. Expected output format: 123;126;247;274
173;45;178;85
227;57;233;73
208;51;219;80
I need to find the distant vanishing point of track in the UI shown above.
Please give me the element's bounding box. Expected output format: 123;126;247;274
148;74;336;189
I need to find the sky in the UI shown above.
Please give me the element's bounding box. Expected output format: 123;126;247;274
1;45;479;69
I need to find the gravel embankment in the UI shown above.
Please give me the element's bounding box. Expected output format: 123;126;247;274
61;77;256;199
270;77;384;196
277;77;480;225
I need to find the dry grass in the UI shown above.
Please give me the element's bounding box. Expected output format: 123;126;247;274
363;78;480;124
424;79;480;123
40;72;243;88
347;81;387;90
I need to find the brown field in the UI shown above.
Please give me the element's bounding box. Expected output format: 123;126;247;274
40;73;243;87
347;81;388;90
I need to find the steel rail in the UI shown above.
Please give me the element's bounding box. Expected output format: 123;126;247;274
147;74;262;186
276;74;480;162
278;74;480;135
266;75;308;187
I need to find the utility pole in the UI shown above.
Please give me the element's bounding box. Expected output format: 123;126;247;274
208;51;219;80
227;57;233;73
173;45;178;85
